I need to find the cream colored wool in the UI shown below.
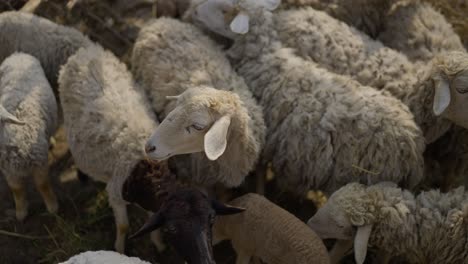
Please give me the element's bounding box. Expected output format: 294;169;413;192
132;18;265;188
214;193;330;264
308;183;468;264
191;1;425;194
59;44;159;253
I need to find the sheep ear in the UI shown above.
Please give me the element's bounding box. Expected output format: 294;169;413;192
128;212;164;239
211;199;245;215
230;12;250;34
204;115;231;160
0;105;25;125
354;224;373;264
433;79;451;116
166;95;181;101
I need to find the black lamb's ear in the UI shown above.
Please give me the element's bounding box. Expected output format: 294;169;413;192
128;212;164;239
211;199;245;215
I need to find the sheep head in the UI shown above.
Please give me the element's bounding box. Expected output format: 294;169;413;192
0;105;25;125
307;183;380;264
190;0;281;39
129;188;245;264
145;86;243;161
431;51;468;129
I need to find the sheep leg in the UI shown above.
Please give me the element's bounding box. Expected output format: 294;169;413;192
148;212;167;252
109;198;129;254
5;174;28;221
255;162;266;195
33;166;58;214
376;250;392;264
235;250;252;264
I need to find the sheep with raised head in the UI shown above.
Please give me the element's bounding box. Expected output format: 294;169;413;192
189;0;425;194
59;43;163;253
213;193;330;264
132;18;266;189
308;182;468;264
0;52;58;221
0;11;92;91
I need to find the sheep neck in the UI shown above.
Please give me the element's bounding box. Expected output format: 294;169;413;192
190;102;260;187
123;160;176;212
366;187;419;259
404;70;452;143
227;10;280;63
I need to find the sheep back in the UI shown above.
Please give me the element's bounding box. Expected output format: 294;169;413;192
58;44;157;185
215;193;330;264
0;11;92;91
0;52;57;175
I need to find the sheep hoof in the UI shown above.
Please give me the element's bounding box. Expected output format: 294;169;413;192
46;200;59;214
16;208;28;222
114;238;126;254
150;231;167;252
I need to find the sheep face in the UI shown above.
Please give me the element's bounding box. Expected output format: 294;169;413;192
432;51;468;129
130;188;245;264
146;87;235;161
191;0;280;39
307;183;376;264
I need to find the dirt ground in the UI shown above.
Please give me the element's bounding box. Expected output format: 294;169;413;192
0;0;466;263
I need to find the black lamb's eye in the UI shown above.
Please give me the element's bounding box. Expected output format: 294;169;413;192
163;224;177;234
209;215;215;225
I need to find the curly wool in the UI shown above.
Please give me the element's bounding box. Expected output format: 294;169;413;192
284;0;465;62
58;43;158;202
224;10;424;194
132;18;265;187
0;53;57;176
0;11;92;91
280;0;392;38
273;7;456;143
334;183;468;263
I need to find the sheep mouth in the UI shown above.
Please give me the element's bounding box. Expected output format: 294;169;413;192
148;153;172;161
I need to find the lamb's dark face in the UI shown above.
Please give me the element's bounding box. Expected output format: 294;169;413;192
130;188;244;264
159;190;216;264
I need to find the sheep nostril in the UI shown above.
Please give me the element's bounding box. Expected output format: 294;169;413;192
145;145;156;154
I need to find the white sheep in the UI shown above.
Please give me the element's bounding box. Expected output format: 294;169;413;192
308;182;468;264
59;251;151;264
0;11;92;91
377;0;466;62
0;52;58;221
58;43;162;253
271;8;468;144
287;0;466;62
279;0;390;37
190;0;425;194
132;18;266;189
214;193;331;264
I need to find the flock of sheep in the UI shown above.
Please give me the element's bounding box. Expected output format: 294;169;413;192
0;0;467;263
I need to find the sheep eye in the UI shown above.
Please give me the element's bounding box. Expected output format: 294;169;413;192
163;225;177;234
191;123;205;131
209;215;215;225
